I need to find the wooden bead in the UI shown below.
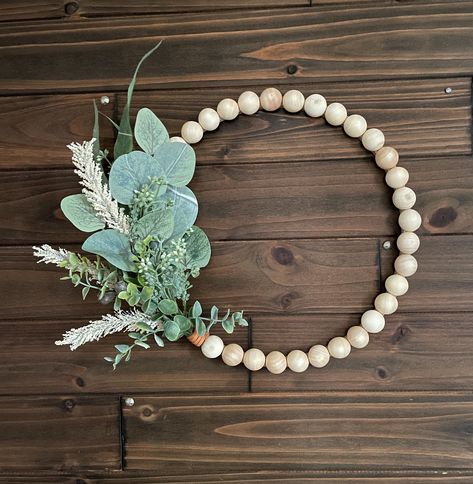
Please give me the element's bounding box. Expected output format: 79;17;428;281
346;325;369;349
398;209;422;232
385;166;409;188
375;147;399;170
361;310;385;333
260;88;282;111
385;274;409;296
308;344;330;368
286;350;309;373
394;254;418;277
217;98;239;120
361;128;385;151
304;94;327;117
324;102;347;126
243;348;265;371
221;343;244;366
282;90;305;113
201;335;224;359
181;121;203;144
238;91;260;115
265;351;287;374
327;336;351;359
198;108;220;131
343;114;367;138
170;136;186;143
374;292;398;315
397;231;420;255
392;186;416;210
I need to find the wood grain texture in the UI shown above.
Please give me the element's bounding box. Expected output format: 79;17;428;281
0;1;63;22
0;395;120;471
0;238;379;320
2;235;471;320
123;392;473;472
250;312;473;391
1;78;469;170
0;320;248;394
1;4;473;94
3;156;469;245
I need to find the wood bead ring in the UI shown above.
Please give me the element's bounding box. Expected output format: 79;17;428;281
178;88;420;375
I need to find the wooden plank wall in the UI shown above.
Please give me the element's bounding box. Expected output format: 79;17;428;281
1;1;472;482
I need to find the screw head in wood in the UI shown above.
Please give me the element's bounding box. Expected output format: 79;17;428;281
444;87;453;94
124;397;135;407
382;240;392;250
100;95;110;105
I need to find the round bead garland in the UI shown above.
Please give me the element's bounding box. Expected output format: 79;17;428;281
180;88;420;374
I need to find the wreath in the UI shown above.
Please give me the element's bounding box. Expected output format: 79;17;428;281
33;44;420;374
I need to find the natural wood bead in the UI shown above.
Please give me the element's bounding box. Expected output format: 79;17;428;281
374;292;398;315
304;94;327;117
170;136;186;143
397;231;420;254
398;209;422;232
217;98;239;120
282;89;305;113
308;344;330;368
392;186;416;210
286;350;309;373
201;335;224;359
327;336;351;359
243;348;265;371
198;108;220;131
361;128;385;151
394;254;418;277
361;310;385;333
346;325;369;349
260;87;282;111
324;102;347;126
181;121;203;144
385;166;409;189
385;274;409;296
265;351;287;374
343;114;367;138
375;146;399;170
221;343;244;366
238;91;260;115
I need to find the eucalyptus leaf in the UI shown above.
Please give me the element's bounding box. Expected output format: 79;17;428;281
157;299;178;315
134;208;174;241
135;107;169;155
222;319;235;334
195;317;206;337
192;300;202;318
82;229;136;272
155;141;195;187
109;151;166;205
161;186;198;239
61;194;105;232
184;226;211;269
174;314;192;333
114;41;163;159
154;333;165;347
163;320;180;341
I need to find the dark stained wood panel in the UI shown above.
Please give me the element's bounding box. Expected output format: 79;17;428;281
1;78;469;170
0;319;248;394
0;395;120;471
250;312;473;391
0;238;379;319
1;235;471;320
380;235;473;313
0;1;63;22
124;392;473;472
2;156;471;245
1;4;473;94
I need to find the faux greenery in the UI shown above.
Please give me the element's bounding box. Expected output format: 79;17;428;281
33;44;247;369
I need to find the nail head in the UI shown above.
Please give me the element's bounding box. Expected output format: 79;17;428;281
124;397;135;407
444;87;453;94
382;240;392;250
100;95;110;105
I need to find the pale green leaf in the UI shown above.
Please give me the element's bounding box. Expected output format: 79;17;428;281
61;194;105;232
135;107;169;155
161;186;198;239
163;320;180;341
184;226;211;269
157;299;179;315
82;229;136;272
155;141;195;187
134;208;174;241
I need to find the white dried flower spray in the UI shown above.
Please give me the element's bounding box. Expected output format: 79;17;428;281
68;139;130;234
32;244;70;265
55;310;162;350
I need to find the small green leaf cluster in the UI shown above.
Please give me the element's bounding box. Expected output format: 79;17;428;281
46;44;248;369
